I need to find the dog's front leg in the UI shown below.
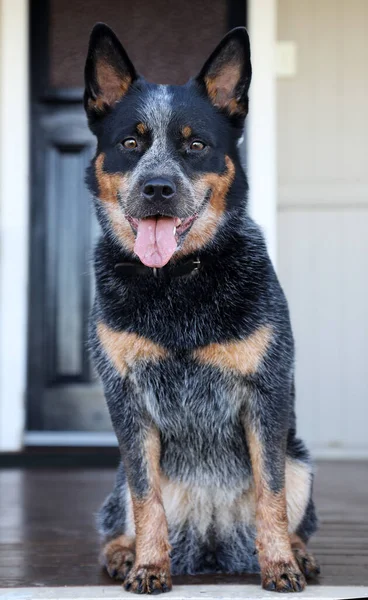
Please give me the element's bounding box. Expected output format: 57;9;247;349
244;385;305;593
104;377;171;594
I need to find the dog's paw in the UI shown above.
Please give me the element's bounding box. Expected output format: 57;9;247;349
293;547;320;580
262;561;306;593
123;564;172;594
100;537;135;581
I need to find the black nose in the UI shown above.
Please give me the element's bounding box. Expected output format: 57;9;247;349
142;177;176;201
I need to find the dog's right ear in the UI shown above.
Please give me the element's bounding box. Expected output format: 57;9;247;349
84;23;137;118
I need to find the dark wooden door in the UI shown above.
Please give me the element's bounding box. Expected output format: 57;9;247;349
27;0;246;432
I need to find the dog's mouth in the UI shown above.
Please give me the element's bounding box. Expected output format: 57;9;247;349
126;214;197;268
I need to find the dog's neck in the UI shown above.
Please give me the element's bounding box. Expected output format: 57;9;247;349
114;257;201;280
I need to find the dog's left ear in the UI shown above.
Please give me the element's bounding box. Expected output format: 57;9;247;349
196;27;251;118
84;23;137;118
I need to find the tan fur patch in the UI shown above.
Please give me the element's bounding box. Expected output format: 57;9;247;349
177;155;235;258
131;429;171;569
246;428;297;572
158;456;309;541
100;534;135;580
95;153;123;204
182;126;192;139
105;204;136;252
204;63;244;115
101;534;135;564
136;122;147;135
97;322;168;377
290;532;320;580
95;153;135;252
161;476;255;539
290;533;305;551
103;534;135;556
255;487;293;564
285;458;312;532
193;325;273;376
132;489;170;568
89;60;131;111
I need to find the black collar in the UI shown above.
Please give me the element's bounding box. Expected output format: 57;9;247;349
114;257;201;280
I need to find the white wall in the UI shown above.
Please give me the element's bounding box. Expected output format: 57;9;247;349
248;0;277;264
0;0;29;451
277;0;368;457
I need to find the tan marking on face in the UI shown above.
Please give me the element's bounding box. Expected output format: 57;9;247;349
105;204;136;252
89;60;131;111
193;325;272;376
97;322;168;377
95;153;123;204
130;428;171;571
205;63;245;115
245;427;299;581
95;153;135;252
181;125;192;139
176;155;235;258
136;122;147;135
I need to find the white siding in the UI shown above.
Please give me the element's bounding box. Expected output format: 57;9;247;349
277;0;368;456
0;0;29;450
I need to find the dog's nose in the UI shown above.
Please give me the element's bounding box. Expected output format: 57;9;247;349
142;178;176;201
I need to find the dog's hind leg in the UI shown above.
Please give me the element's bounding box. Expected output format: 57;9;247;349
284;458;320;581
290;534;320;580
100;535;135;580
97;462;136;580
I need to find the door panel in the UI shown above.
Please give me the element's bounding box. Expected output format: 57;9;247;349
27;101;105;431
28;0;244;432
41;109;107;431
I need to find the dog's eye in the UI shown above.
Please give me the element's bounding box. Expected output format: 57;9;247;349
190;140;206;151
122;138;138;149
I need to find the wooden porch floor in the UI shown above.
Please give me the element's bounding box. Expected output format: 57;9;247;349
0;461;367;589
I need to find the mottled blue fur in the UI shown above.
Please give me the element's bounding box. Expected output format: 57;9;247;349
84;23;318;593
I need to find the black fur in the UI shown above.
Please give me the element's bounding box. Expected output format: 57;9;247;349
84;23;318;593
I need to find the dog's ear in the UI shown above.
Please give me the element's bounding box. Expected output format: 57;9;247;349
84;23;137;117
196;27;251;118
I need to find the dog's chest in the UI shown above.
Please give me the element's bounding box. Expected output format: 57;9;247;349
97;318;271;432
134;357;252;486
131;354;247;433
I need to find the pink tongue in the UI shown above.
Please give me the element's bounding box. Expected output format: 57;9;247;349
134;217;177;268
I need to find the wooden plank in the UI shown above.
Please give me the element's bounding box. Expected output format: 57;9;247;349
0;462;367;587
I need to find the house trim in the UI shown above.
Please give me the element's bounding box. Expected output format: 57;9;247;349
0;0;29;451
248;0;277;263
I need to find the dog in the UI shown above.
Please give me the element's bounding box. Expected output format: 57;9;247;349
84;23;319;594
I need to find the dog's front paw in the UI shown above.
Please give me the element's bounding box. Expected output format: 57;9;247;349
123;564;172;594
262;561;306;593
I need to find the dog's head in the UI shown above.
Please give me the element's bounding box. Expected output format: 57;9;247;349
85;24;251;267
